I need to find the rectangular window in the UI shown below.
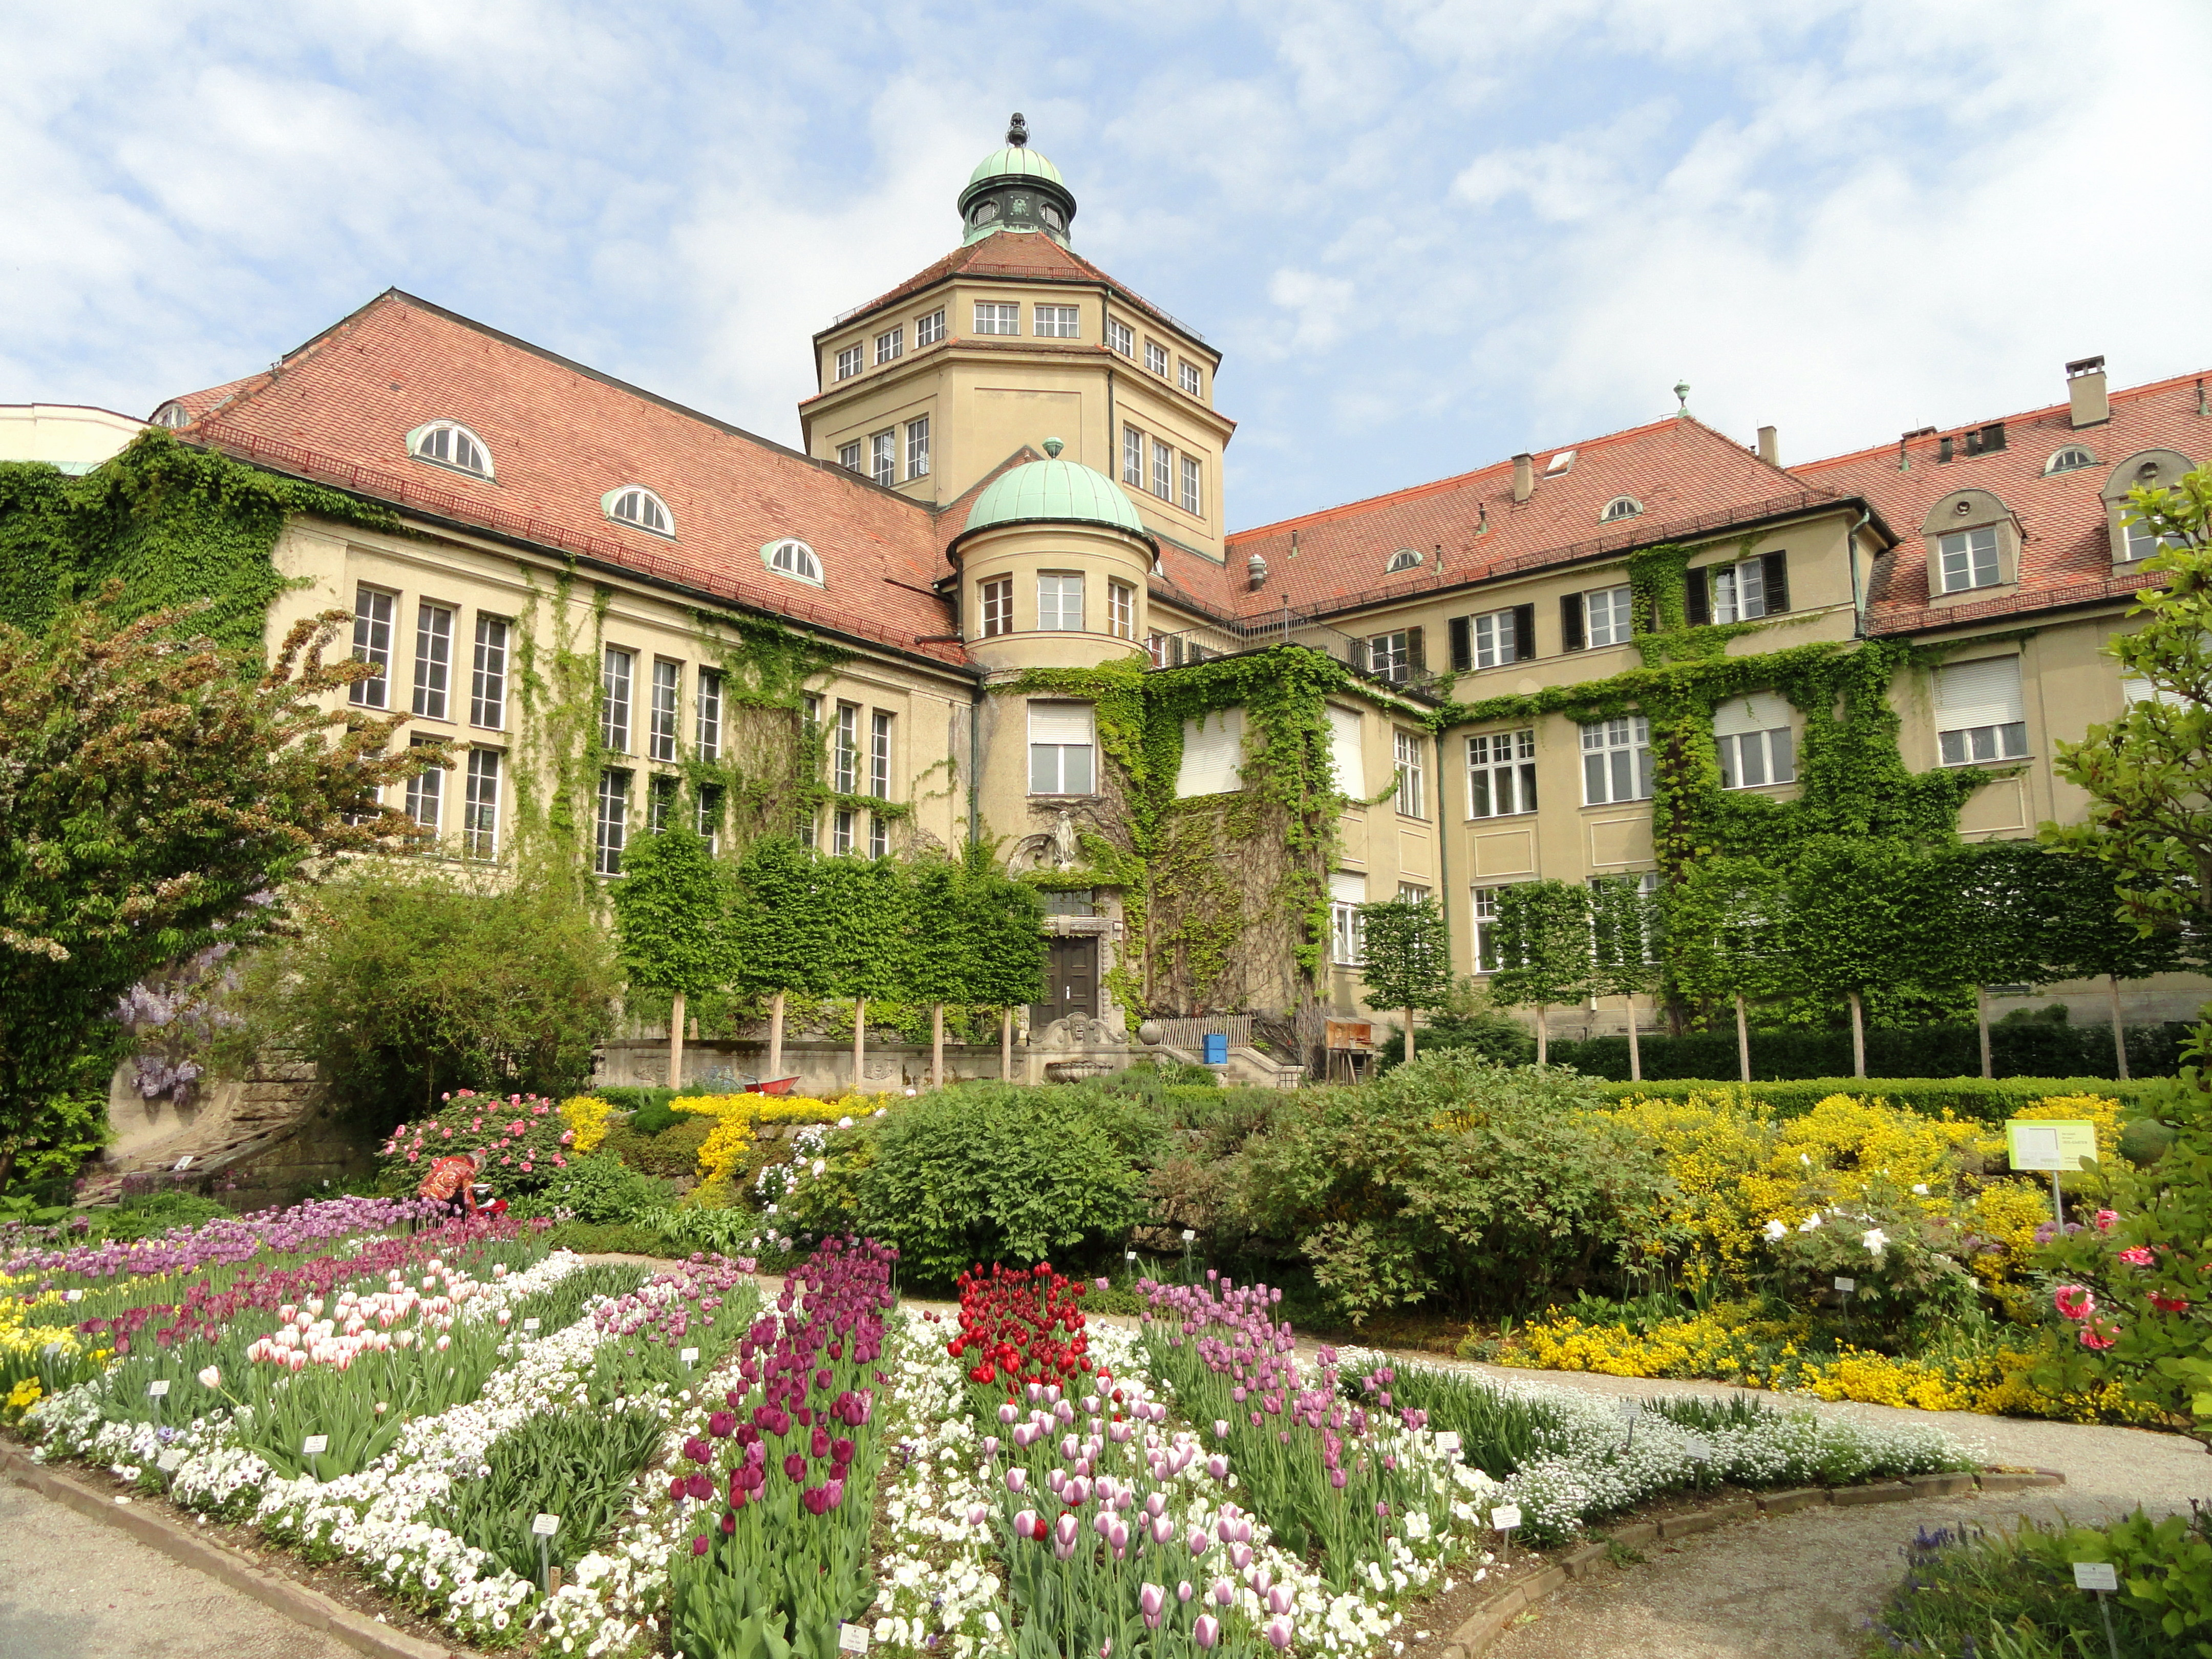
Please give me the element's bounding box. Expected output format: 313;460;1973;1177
979;576;1013;638
869;710;891;798
1038;572;1085;631
831;807;855;856
470;615;508;730
1940;525;2002;591
1398;882;1431;903
1034;304;1080;338
916;308;945;347
1472;885;1508;973
1368;630;1410;682
463;749;500;860
1179;360;1202;396
838;441;862;472
835;344;862;381
648;659;680;762
1108;580;1137;641
869;813;889;858
695;668;722;761
600;647;633;753
875;326;903;365
404;737;443;831
1471;607;1520;669
1180;455;1202;515
696;782;724;854
1709;559;1768;623
1144;341;1168;376
870;430;896;487
975;302;1020;335
906;416;930;479
1122;426;1144;487
1716;727;1796;789
1582;715;1654;804
1466;729;1538;819
412;602;452;719
1147;630;1173;669
1029;701;1096;795
349;585;394;709
1329;872;1367;966
1394;729;1426;818
833;703;859;793
1586;585;1635;648
1937;655;2030;765
594;770;629;876
2124;519;2184;561
649;774;677;834
1151;440;1172;500
1107;318;1134;357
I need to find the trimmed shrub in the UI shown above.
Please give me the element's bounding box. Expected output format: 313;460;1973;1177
1547;1022;2184;1083
596;1087;682;1131
1597;1076;2170;1125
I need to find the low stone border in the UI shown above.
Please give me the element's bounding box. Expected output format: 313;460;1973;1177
0;1439;453;1659
1436;1469;2065;1658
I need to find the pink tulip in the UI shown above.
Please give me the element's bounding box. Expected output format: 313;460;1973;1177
1265;1615;1293;1650
1194;1616;1219;1650
1014;1509;1039;1539
1140;1584;1165;1621
1006;1468;1027;1494
2093;1209;2119;1232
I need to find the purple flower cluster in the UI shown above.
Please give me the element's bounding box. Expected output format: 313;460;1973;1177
3;1194;445;1281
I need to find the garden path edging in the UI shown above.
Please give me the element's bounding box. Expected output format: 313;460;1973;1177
1434;1469;2062;1659
0;1439;455;1659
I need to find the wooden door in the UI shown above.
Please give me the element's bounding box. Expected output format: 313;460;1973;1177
1033;937;1098;1030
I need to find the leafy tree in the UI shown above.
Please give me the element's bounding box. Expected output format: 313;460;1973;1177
730;836;830;1082
1939;841;2052;1081
1666;855;1792;1082
818;856;910;1094
0;591;422;1183
610;822;737;1090
1587;876;1657;1082
905;856;974;1088
1357;895;1452;1063
962;845;1048;1081
1785;838;1962;1077
1487;881;1592;1066
2022;849;2188;1082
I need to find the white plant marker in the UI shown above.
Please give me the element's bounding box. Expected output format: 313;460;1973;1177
2072;1562;2120;1659
304;1433;328;1480
1491;1503;1520;1564
533;1512;560;1590
839;1623;871;1653
147;1379;170;1398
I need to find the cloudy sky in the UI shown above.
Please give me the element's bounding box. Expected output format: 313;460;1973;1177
6;0;2207;527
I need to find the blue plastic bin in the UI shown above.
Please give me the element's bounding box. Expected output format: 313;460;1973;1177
1202;1033;1229;1065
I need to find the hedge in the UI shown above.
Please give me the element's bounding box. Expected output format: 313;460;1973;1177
1541;1021;2185;1084
1594;1075;2168;1125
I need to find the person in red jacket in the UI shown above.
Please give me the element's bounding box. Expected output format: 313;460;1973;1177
417;1150;484;1219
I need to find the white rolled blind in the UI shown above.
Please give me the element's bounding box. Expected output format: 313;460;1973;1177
1028;701;1094;745
1938;657;2024;731
1328;704;1365;794
1175;708;1244;797
1330;871;1368;905
1712;694;1784;737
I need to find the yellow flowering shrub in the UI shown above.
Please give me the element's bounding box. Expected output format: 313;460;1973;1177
670;1094;858;1188
558;1095;615;1154
2012;1093;2125;1167
1600;1091;1778;1285
4;1376;42;1419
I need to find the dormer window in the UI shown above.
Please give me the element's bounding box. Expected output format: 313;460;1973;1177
605;486;674;537
1940;526;2000;591
2104;450;2196;563
1601;495;1642;522
409;422;492;478
1922;488;2016;597
152;401;191;429
2045;444;2094;475
1386;548;1422;573
763;538;823;585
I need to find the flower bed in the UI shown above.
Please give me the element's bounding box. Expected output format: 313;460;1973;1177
379;1091;580;1190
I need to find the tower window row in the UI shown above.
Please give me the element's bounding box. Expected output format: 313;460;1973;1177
1121;424;1204;516
973;572;1140;642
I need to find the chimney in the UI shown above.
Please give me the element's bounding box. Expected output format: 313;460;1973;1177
1512;452;1535;503
2067;356;2109;428
1756;425;1779;466
1246;550;1268;590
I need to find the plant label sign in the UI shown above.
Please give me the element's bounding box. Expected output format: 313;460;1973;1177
1834;1277;1858;1293
2071;1561;2118;1593
522;1318;541;1332
839;1623;871;1653
1616;1399;1639;1420
2006;1120;2098;1173
533;1514;560;1538
1682;1436;1712;1462
147;1380;170;1398
173;1156;194;1171
1490;1504;1521;1533
66;1289;82;1303
1432;1431;1461;1455
303;1435;329;1456
680;1348;699;1365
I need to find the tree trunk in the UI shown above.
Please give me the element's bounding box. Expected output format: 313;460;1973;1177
1001;1007;1014;1083
853;996;868;1094
1976;984;1993;1080
931;1003;945;1089
1404;1008;1416;1065
1536;1004;1549;1067
1623;995;1642;1083
669;989;687;1092
1734;991;1751;1084
1848;990;1866;1078
2109;974;2130;1081
767;990;786;1082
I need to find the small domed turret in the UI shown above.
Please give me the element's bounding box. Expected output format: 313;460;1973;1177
959;113;1077;247
962;437;1146;540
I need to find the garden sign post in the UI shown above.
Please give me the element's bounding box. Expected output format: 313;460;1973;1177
2007;1119;2099;1226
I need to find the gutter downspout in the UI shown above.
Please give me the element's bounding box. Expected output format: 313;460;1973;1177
968;686;983;849
1432;720;1452;976
1846;503;1872;639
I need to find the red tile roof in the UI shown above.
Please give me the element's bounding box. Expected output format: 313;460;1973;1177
1794;369;2210;633
162;374;269;422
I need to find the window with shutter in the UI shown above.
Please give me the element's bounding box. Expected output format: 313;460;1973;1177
1329;872;1369;964
1029;701;1097;794
1449;616;1472;673
1937;656;2028;764
1761;551;1790;613
1512;603;1537;661
1175;708;1245;797
1561;593;1586;651
1685;568;1710;627
1327;705;1365;796
1406;626;1427;672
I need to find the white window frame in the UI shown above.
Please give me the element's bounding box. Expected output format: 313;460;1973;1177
1602;496;1643;522
607;486;673;536
404;737;442;832
470;614;508;730
975;301;1020;336
831;807;855;856
838;441;862;472
1038;571;1086;632
409;421;491;477
1179;360;1202;397
835;345;862;381
600;647;633;753
1394;729;1426;818
463;748;501;860
833;703;859;793
1180;455;1202;515
906;416;930;479
1466;729;1537;819
1108;579;1137;641
412;601;452;720
1586;584;1635;648
1122;426;1144;487
1716;727;1796;789
979;576;1013;638
1368;630;1411;682
2123;519;2184;562
1937;656;2030;766
594;770;629;876
1469;607;1518;669
765;539;823;584
696;667;722;761
1581;715;1653;804
648;659;680;762
648;774;677;835
1107;318;1134;357
1034;304;1080;338
1029;702;1097;796
1329;874;1368;966
1708;559;1769;622
349;585;394;709
869;812;889;858
869;710;892;799
1939;525;2001;591
875;326;903;365
2045;445;2094;475
696;782;723;854
1147;630;1172;669
915;308;945;347
1144;341;1169;376
870;429;896;487
1151;440;1172;500
1472;884;1509;973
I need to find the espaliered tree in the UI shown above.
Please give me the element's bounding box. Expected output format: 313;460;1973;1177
2022;849;2190;1082
1488;881;1592;1067
730;835;830;1083
1587;875;1658;1082
610;821;735;1090
1666;855;1792;1083
1785;837;1962;1078
962;844;1048;1081
905;856;974;1089
1357;894;1452;1064
819;855;910;1094
1941;840;2052;1081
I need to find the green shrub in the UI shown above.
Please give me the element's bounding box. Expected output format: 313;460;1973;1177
84;1190;232;1241
600;1117;711;1179
526;1154;673;1225
539;1220;680;1257
598;1088;682;1131
1598;1076;2167;1125
1550;1022;2183;1083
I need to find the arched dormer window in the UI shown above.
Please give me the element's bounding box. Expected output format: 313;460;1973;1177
408;421;492;478
152;401;191;429
1385;548;1422;573
2045;444;2094;475
762;538;823;585
1602;495;1643;522
2104;449;2196;563
604;486;674;537
1921;487;2017;597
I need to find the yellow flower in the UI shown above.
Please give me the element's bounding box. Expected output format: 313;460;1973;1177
558;1095;616;1154
669;1094;875;1186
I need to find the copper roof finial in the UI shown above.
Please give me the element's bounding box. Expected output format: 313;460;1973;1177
1008;113;1029;148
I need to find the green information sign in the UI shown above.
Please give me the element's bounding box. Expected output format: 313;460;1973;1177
2006;1120;2099;1172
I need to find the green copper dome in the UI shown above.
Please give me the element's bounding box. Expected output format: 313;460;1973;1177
959;113;1077;247
964;439;1146;540
968;145;1065;188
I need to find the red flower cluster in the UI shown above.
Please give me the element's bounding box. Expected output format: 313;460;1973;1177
946;1261;1095;1396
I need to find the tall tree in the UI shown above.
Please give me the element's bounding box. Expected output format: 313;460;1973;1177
1786;838;1962;1077
1939;841;2049;1081
1666;855;1792;1083
610;822;736;1090
1358;895;1452;1064
0;591;423;1184
905;856;974;1088
1587;876;1657;1082
819;855;910;1094
962;845;1048;1081
2017;846;2188;1081
730;835;830;1082
1488;881;1591;1066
